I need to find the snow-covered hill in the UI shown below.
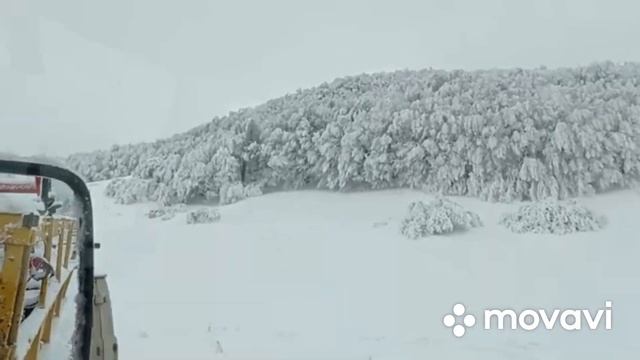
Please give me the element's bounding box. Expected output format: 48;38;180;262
91;180;640;359
68;63;640;208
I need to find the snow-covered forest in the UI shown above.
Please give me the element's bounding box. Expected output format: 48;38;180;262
67;62;640;205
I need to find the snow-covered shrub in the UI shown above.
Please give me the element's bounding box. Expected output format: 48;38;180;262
146;204;187;221
103;178;124;198
218;182;263;205
153;204;186;219
500;199;604;234
186;208;221;225
146;208;165;219
219;182;245;205
243;182;263;198
400;197;482;239
105;178;157;204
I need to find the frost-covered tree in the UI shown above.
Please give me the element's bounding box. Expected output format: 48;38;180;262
66;62;640;206
210;145;241;196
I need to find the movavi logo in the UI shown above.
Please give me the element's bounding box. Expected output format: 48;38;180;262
443;301;613;338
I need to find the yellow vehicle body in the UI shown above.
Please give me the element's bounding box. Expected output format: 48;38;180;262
0;213;77;360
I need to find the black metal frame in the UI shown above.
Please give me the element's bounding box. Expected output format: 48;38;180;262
0;159;93;360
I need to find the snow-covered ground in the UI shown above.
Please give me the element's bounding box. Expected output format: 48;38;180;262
90;181;640;359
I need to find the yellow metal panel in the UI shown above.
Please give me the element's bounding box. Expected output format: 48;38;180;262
1;214;81;360
55;221;64;282
40;308;53;344
18;268;76;360
38;221;53;309
8;238;32;343
2;228;35;246
0;213;22;230
0;215;36;360
23;327;41;360
63;221;73;269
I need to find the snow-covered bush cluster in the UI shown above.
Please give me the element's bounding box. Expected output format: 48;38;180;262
68;62;640;206
186;208;221;225
146;209;165;219
147;204;186;221
104;177;157;204
400;197;482;238
219;182;263;205
500;199;605;234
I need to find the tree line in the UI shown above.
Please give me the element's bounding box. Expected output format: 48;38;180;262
67;62;640;205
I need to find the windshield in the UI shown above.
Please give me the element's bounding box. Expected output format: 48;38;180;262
2;2;640;359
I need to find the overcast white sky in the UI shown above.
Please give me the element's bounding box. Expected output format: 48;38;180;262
1;0;639;156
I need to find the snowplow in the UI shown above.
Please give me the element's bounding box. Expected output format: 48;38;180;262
0;159;116;360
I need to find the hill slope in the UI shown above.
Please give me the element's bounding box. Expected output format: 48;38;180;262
91;181;640;359
69;63;640;206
